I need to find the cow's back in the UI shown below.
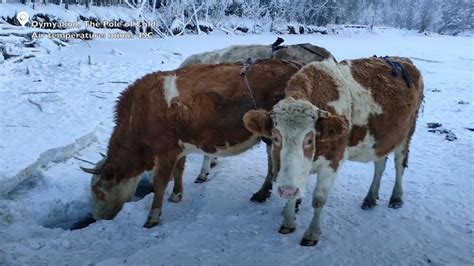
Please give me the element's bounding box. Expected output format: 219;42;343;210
273;43;335;64
180;44;334;67
138;60;300;154
345;57;424;160
180;45;271;66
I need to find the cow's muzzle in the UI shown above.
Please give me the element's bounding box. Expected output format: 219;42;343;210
278;185;300;199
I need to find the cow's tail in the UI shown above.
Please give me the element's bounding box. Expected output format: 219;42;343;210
402;73;424;168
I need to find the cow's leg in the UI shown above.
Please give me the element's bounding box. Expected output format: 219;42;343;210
195;155;212;183
362;157;388;209
144;153;179;228
301;166;337;246
168;156;186;203
389;142;409;209
250;142;273;202
279;198;297;234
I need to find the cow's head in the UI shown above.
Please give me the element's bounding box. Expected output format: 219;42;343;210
244;97;347;199
81;157;140;220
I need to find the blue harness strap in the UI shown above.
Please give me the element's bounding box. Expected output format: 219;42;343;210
382;56;412;88
271;37;286;59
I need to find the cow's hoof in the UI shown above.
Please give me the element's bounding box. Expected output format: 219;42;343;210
168;192;182;203
361;197;377;210
295;198;302;214
300;238;318;246
144;209;161;228
250;190;271;203
388;198;403;209
143;221;159;228
194;172;209;183
279;225;296;234
194;176;208;183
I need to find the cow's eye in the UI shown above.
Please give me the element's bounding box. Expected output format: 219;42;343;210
303;133;315;149
271;129;282;146
272;136;281;146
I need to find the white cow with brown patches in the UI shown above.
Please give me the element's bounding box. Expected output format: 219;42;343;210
244;56;424;246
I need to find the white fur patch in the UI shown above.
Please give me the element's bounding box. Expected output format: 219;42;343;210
347;133;379;162
313;156;331;172
163;75;179;106
305;60;383;126
337;62;383;125
314;156;338;178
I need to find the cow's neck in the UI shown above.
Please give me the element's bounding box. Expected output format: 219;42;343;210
106;129;154;182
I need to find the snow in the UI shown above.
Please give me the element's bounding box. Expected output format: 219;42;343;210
0;29;473;265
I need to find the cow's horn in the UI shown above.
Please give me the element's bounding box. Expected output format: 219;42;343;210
99;152;106;158
80;166;101;175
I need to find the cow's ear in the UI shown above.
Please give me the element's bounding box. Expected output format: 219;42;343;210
243;110;272;138
316;114;348;142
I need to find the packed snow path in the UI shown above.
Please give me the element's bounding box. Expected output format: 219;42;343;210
0;30;473;265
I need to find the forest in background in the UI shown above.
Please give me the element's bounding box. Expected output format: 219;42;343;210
3;0;473;36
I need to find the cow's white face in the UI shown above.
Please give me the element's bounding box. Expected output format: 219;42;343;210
243;97;347;200
84;159;140;220
270;99;327;199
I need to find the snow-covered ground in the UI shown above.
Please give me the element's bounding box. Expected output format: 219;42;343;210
0;29;473;265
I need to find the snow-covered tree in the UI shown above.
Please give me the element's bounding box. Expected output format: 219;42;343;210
415;0;439;32
2;0;471;35
439;0;472;34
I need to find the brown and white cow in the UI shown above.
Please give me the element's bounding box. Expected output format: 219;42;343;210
81;59;301;227
180;39;335;204
244;57;424;246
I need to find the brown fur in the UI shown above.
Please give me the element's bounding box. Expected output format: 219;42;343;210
271;129;282;181
348;125;368;147
323;57;420;169
97;59;301;223
103;60;299;181
315;117;350;169
286;64;340;104
316;116;349;143
350;57;424;157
